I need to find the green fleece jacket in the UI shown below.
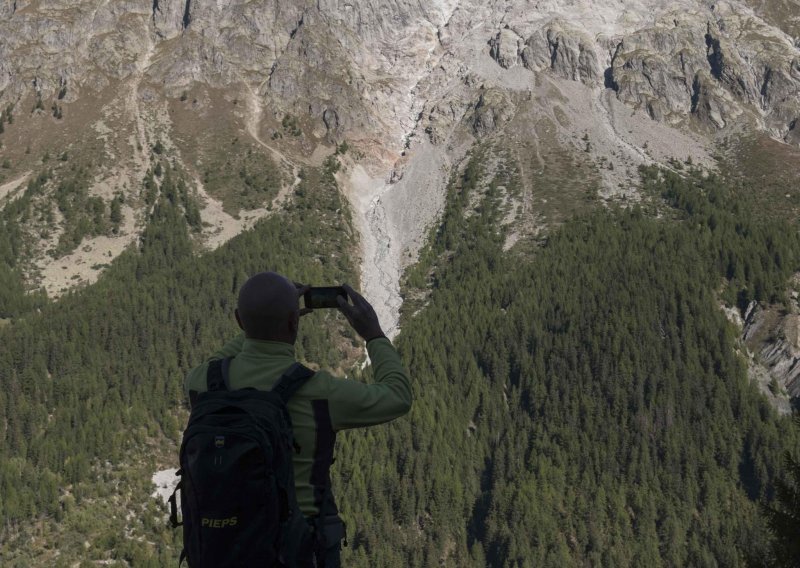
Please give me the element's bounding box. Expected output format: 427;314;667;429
184;335;412;518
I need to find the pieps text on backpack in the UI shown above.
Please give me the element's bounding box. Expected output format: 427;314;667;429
201;517;238;528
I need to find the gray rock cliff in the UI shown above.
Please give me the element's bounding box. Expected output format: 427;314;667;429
0;0;798;342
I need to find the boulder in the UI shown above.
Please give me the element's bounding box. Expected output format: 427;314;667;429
489;28;523;69
520;22;599;84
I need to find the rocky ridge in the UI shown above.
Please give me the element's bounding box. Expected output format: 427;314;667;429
0;0;798;335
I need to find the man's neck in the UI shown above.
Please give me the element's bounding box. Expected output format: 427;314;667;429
245;334;295;345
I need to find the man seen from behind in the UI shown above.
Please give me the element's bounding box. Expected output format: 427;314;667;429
184;271;413;566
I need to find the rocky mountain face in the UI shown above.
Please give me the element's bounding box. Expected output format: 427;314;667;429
0;0;798;368
486;1;799;139
742;295;800;410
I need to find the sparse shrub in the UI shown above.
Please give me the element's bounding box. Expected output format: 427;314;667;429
180;90;188;102
323;155;341;176
282;114;301;136
1;159;10;169
33;97;44;112
87;196;107;232
154;162;163;177
143;171;157;205
184;199;202;231
58;85;67;100
152;141;164;155
60;151;68;162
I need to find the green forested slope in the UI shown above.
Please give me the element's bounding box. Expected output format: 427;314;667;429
0;165;357;565
333;161;799;566
0;150;798;566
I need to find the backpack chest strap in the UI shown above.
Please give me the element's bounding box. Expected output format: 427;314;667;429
271;362;315;404
206;357;232;392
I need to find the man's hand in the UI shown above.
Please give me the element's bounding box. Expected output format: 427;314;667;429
294;282;313;317
336;284;385;342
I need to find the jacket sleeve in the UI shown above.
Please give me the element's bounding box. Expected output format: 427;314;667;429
327;337;413;431
184;334;246;397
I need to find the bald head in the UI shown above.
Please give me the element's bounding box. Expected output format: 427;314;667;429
235;272;300;343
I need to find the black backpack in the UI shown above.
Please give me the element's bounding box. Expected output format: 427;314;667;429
170;357;315;567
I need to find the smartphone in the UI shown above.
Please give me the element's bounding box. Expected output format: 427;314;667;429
304;286;346;309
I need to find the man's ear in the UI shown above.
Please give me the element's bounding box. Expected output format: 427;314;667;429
235;309;244;331
288;311;300;335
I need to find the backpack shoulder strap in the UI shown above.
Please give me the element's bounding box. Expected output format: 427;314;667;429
271;362;315;404
206;357;234;392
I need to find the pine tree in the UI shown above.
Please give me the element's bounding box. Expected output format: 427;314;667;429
763;415;800;567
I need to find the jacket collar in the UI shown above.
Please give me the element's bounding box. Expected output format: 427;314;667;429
241;338;296;359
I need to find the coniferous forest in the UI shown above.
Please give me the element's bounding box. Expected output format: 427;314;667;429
0;146;799;566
